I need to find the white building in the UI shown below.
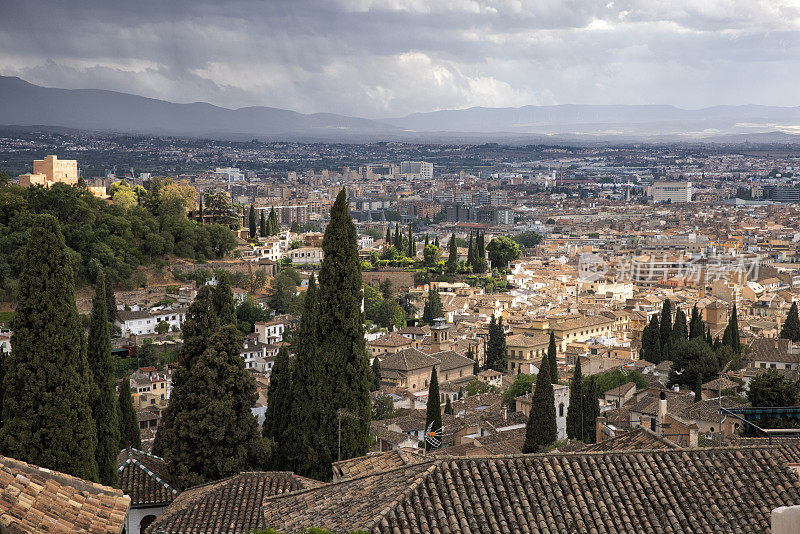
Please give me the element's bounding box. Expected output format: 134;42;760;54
115;308;188;336
288;246;323;265
213;167;244;183
400;161;433;180
255;320;286;345
652;181;692;203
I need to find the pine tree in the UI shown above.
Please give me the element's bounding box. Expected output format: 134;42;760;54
547;331;558;384
425;367;442;451
316;189;372;464
248;204;257;238
446;233;458;273
259;210;267;238
372;358;382;392
118;377;141;449
0;216;98;481
781;302;800;342
523;357;557;452
444;396;453;415
566;358;584;440
659;299;672;350
582;376;600;443
212;271;236;326
88;270;120;486
407;223;414;257
263;346;292;469
672;307;688;344
284;275;330;480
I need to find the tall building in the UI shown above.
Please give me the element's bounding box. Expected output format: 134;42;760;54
652;181;692;203
400;161;433;180
18;155;78;188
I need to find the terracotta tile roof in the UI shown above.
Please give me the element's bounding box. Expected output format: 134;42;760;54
750;337;800;364
369;332;414;348
0;454;130;533
427;350;475;372
583;427;681;452
116;448;179;507
506;333;549;347
261;446;800;533
379;348;439;371
147;471;324;534
332;449;425;481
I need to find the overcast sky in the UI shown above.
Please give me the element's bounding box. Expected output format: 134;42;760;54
1;0;799;117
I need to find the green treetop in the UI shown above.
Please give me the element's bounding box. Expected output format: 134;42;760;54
781;302;800;342
263;345;293;469
566;358;584;440
523;357;557;453
547;331;558;384
212;271;237;327
425;367;442;451
118;377;141;450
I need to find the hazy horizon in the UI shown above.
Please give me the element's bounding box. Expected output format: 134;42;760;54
1;0;799;118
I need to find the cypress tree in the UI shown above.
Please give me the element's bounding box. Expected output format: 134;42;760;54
446;233;458;273
689;305;704;340
547;331;558;384
497;317;507;372
371;358;382;392
0;216;98;481
672;307;688;344
160;325;267;488
425;233;429;247
425;366;442;451
259;210;267;238
422;287;443;325
475;232;487;273
659;299;672;349
566;358;584;440
248;204;257;238
407;223;414;257
485;316;499;371
0;346;4;428
444;396;453;415
394;223;402;251
385;226;391;246
467;232;475;269
706;327;713;347
781;302;800;342
641;314;660;363
268;207;279;236
212;271;236;327
263;345;292;469
118;377;141;450
317;189;372;464
523;357;557;452
728;303;740;353
106;282;117;324
583;376;599;443
285;275;329;480
434;236;440;248
653;336;662;366
694;373;703;403
468;346;479;375
88;270;120;486
713;335;722;351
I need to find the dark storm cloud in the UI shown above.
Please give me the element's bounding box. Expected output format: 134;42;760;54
0;0;798;116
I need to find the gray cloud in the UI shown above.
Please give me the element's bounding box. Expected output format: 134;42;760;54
0;0;798;117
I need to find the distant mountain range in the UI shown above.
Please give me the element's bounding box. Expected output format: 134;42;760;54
2;75;800;143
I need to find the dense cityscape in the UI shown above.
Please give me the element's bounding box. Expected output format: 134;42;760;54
4;0;800;532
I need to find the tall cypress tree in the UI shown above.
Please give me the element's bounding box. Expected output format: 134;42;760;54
118;377;141;450
263;345;292;469
317;189;372;464
659;299;672;350
694;373;703;403
0;216;98;481
425;367;442;451
160;325;267;488
475;232;487;273
88;270;120;486
371;358;382;392
394;222;402;251
106;282;117;324
422;287;443;325
547;331;558;384
446;233;458;273
285;275;329;480
259;210;267;238
212;271;236;327
583;376;599;443
434;236;440;249
468;346;479;375
641;314;660;363
781;302;800;342
386;226;392;246
407;223;414;257
485;316;499;371
566;358;584;440
672;307;688;344
728;303;741;353
268;207;279;236
689;305;704;340
467;231;475;269
523;357;557;452
248;204;257;238
425;233;429;247
444;396;453;415
706;327;713;347
496;317;507;372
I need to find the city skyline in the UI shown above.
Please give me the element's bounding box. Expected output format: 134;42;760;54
1;0;799;118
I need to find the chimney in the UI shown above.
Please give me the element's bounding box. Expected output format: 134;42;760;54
688;423;699;448
657;391;667;437
503;406;508;422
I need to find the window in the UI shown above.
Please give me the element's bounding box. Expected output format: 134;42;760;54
559;403;564;417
